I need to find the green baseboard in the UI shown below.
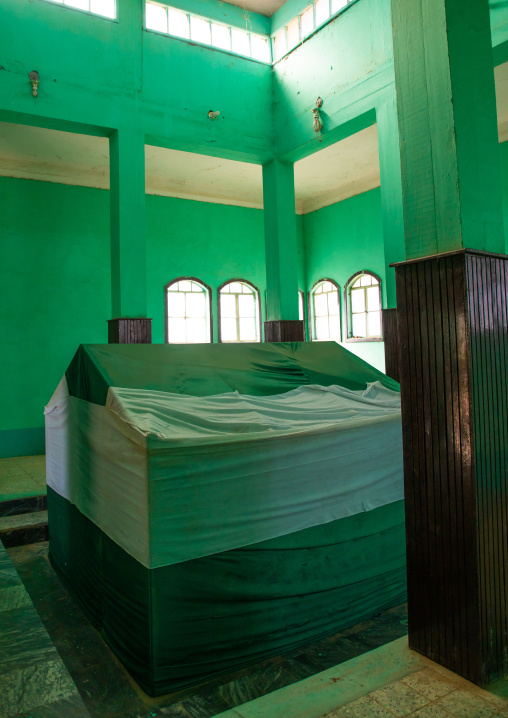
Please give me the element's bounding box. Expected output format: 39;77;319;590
0;428;45;458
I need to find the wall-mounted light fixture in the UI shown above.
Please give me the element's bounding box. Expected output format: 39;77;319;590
208;110;220;120
29;71;39;97
312;97;323;139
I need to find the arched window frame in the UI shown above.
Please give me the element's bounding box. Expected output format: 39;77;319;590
299;289;307;340
344;270;383;342
218;279;262;343
309;278;341;342
164;276;213;344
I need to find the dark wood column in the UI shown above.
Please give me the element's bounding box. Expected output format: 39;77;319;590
382;308;400;382
394;249;508;686
107;318;152;343
264;320;305;342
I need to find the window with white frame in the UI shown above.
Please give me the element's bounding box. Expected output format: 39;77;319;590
346;272;382;339
166;278;211;343
311;280;340;341
42;0;115;18
272;0;353;61
219;281;260;342
298;290;305;322
146;2;271;63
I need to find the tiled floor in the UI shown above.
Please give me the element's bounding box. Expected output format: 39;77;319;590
6;541;409;718
0;542;90;717
0;455;46;501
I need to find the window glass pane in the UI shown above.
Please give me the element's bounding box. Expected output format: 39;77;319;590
299;292;304;321
360;274;372;286
221;318;237;341
65;0;89;10
191;281;202;292
330;319;341;341
239;294;255;317
301;6;314;37
231;28;250;55
211;23;231;50
228;282;243;294
274;29;287;59
187;317;208;343
220;294;236;318
167;282;179;291
239;318;256;341
167;318;186;343
190;16;211;44
250;34;270;62
327;290;339;315
367;311;381;337
167;7;189;38
186;292;206;317
352;313;367;338
322;281;333;292
167;292;185;317
315;0;330;25
331;0;347;12
90;0;115;18
179;280;192;292
352;277;362;288
315;316;329;340
367;286;380;311
287;17;299;49
314;292;328;317
146;2;168;32
351;288;365;313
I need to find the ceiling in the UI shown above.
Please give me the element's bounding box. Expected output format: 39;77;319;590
1;62;508;215
220;0;286;18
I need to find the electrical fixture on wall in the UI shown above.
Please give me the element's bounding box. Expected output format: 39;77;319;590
208;110;220;120
29;71;39;97
312;97;323;140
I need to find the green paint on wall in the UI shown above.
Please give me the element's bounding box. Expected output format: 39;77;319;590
303;188;386;372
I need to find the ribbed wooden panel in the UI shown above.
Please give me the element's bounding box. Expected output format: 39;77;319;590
382;308;400;382
395;250;508;686
466;253;508;684
264;320;305;342
107;318;152;344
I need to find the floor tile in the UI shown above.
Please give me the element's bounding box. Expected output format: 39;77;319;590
401;668;458;700
0;511;48;530
410;705;456;717
0;584;32;612
438;689;497;718
370;680;430;716
9;692;92;717
0;658;77;716
0;605;57;674
328;695;397;717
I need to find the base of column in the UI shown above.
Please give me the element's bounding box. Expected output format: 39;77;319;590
107;318;152;344
382;308;400;382
393;248;508;686
264;320;305;342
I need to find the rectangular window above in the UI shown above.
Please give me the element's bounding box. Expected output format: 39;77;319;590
145;2;272;64
43;0;116;19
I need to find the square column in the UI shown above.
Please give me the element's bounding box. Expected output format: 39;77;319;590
109;127;151;343
395;250;508;686
262;159;304;342
391;0;507;684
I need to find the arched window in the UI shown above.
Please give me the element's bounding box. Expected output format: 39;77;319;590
165;277;212;343
310;279;341;341
346;271;382;340
299;289;306;340
219;280;260;342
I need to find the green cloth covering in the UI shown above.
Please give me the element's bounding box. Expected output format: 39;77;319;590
65;342;399;406
48;487;407;696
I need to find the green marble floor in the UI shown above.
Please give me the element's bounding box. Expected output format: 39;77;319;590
0;542;90;717
5;541;409;718
0;456;46;501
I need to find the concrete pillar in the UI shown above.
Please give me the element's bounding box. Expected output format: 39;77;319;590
109;127;151;343
262;159;304;342
391;0;507;685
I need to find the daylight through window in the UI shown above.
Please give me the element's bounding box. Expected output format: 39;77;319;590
347;272;382;339
43;0;116;18
146;2;271;63
311;280;340;341
166;279;211;343
219;281;260;342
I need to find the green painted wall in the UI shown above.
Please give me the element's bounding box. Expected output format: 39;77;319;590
0;176;308;456
303;188;386;372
